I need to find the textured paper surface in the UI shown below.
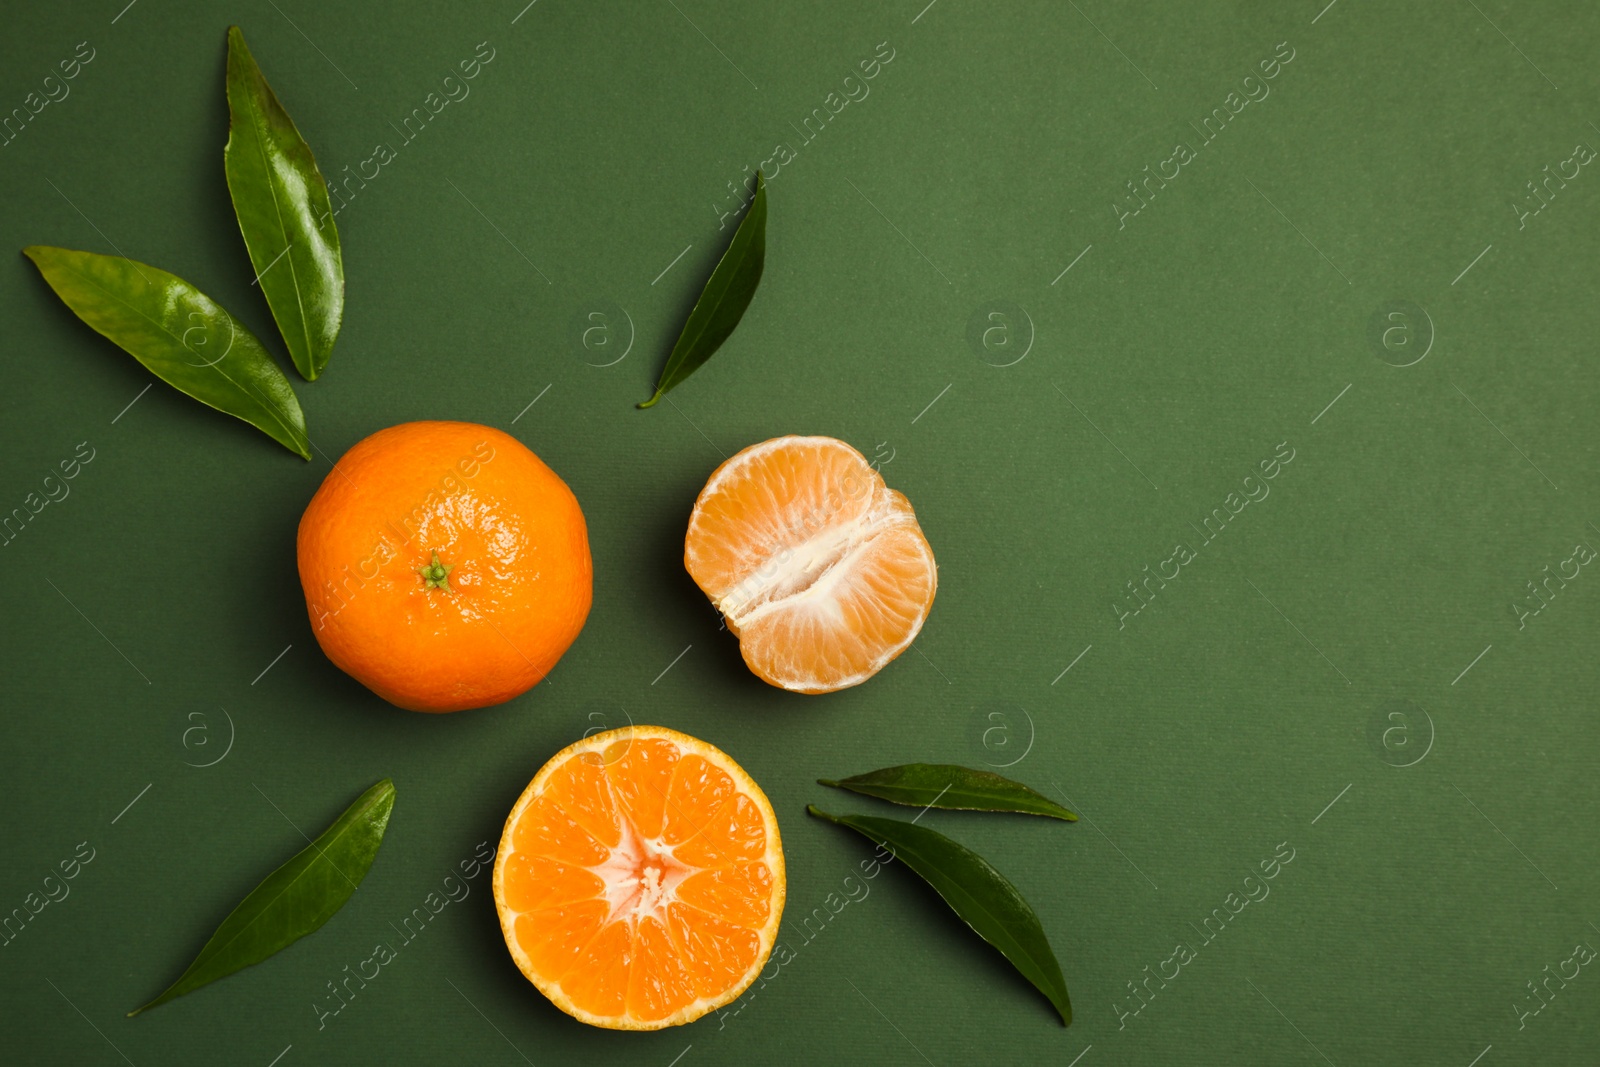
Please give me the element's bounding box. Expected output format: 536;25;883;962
2;1;1597;1063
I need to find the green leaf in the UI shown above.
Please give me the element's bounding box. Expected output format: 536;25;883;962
225;25;344;381
638;170;766;408
808;805;1071;1026
819;764;1077;821
128;779;395;1016
23;246;311;460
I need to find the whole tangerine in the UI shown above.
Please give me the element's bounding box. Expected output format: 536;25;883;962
297;421;591;712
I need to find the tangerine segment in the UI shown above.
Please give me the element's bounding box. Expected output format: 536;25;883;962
560;919;632;1019
665;903;762;999
684;436;937;694
493;726;785;1030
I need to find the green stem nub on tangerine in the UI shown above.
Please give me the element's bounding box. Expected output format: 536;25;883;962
418;551;454;592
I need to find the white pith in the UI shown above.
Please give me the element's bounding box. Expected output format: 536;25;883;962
588;812;694;923
715;502;912;627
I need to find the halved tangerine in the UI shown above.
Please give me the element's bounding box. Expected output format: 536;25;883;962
492;725;785;1029
684;435;937;693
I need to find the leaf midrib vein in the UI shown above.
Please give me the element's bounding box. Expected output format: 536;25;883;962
658;195;763;395
240;75;315;367
854;823;1065;1008
173;793;383;985
57;258;303;444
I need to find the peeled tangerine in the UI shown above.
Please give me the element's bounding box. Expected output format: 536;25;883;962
493;726;784;1029
684;435;937;693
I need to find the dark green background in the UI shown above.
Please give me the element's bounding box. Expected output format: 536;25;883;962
3;0;1597;1063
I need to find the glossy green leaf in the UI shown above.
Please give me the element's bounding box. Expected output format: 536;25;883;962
225;25;344;381
819;764;1077;821
24;246;311;459
128;779;395;1016
808;805;1071;1026
638;170;766;408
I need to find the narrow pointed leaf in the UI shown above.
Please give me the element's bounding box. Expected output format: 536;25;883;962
808;805;1071;1026
24;246;311;459
128;779;395;1016
225;25;343;381
638;171;766;408
819;764;1077;821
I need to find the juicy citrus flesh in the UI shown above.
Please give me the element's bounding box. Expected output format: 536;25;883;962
684;436;937;693
493;726;785;1030
297;421;591;712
